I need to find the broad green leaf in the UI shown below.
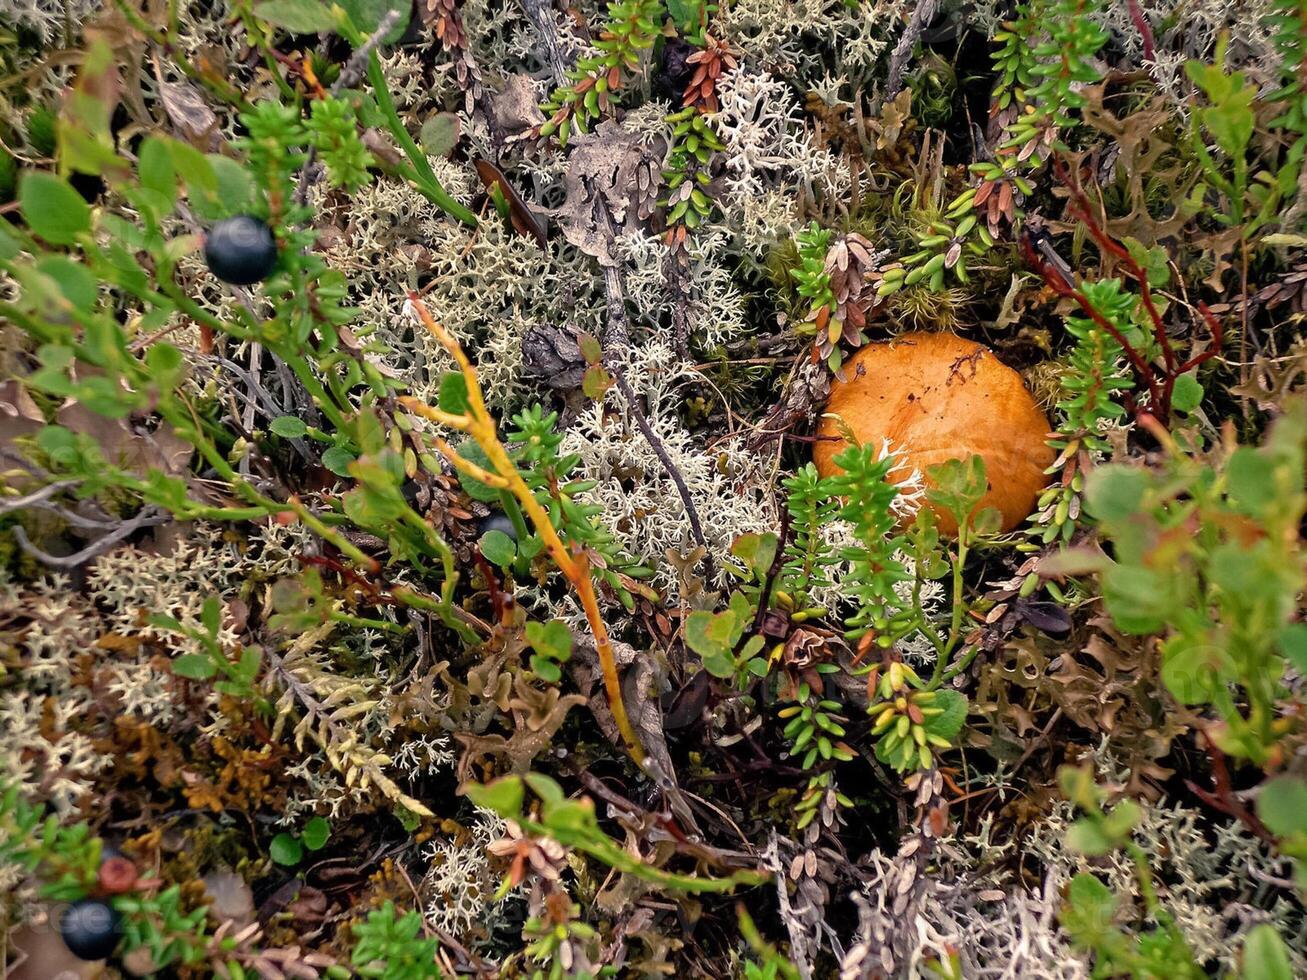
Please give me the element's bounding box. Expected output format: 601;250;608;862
19;172;90;245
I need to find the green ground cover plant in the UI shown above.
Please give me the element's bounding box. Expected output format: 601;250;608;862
2;0;1307;976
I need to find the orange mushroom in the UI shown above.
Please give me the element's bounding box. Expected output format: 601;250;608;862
813;332;1054;535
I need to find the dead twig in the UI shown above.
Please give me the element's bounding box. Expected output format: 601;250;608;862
12;506;171;569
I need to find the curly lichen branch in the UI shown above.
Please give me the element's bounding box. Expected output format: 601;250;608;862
398;293;647;765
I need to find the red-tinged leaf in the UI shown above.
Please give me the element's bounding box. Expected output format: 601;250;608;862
473;158;546;248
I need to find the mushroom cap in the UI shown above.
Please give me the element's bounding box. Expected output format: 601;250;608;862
814;332;1055;535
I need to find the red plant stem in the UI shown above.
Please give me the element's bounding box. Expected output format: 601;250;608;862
1020;231;1166;411
1036;157;1227;425
1056;158;1178;374
1125;0;1156;63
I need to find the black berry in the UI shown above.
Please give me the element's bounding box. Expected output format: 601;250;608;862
478;512;518;542
59;898;121;961
204;215;278;285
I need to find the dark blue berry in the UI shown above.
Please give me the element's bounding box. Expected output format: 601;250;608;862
204;215;278;285
478;512;518;542
59;898;121;961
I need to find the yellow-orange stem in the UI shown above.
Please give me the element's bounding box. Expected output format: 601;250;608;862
401;294;646;765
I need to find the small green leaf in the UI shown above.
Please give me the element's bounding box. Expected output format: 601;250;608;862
1061;872;1118;942
529;655;562;683
321;445;356;477
270;416;308;438
19;172;91;245
1278;623;1307;675
576;331;603;364
685;609;736;662
478;529;516;566
0;222;20;260
172;654;217;680
33;256;98;313
338;0;411;42
205;155;257;219
149;613;186;633
582;364;612;400
730;532;778;580
1171;372;1204;414
301;816;331;851
269;832;304;865
1161;634;1234;704
525;620;573;663
1066;817;1115;855
201;596;221;634
1241;924;1294;980
701;649;736;678
921;689;967;742
1085;465;1151;524
437;372;469;415
1257;775;1307;838
253;0;335;33
454;441;501;502
419;113;461;158
137;136;177;209
466;775;525;817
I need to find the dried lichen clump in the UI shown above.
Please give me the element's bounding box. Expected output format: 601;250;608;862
814;332;1055;533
